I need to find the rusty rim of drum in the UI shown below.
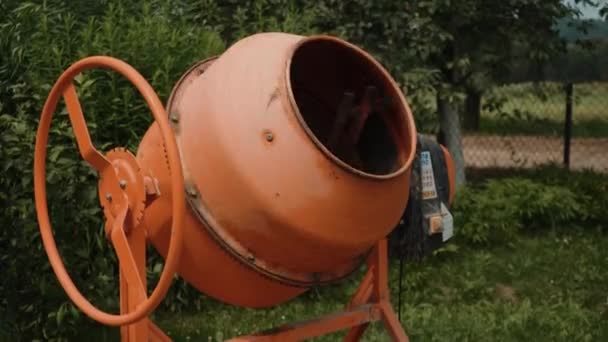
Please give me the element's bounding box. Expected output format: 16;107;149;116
284;35;417;180
165;57;366;287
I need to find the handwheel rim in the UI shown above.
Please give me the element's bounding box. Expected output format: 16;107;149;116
33;56;185;326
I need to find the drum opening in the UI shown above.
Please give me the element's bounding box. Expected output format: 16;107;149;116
288;36;414;177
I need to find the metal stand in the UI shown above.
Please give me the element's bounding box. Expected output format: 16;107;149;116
119;225;171;342
228;239;408;341
121;238;408;341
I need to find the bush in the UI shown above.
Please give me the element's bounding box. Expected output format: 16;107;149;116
0;1;224;339
453;168;608;244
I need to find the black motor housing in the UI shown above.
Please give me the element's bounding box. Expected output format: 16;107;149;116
389;134;454;261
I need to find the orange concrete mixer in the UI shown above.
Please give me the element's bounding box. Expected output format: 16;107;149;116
34;33;438;341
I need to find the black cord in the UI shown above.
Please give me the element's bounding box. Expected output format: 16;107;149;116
398;253;404;321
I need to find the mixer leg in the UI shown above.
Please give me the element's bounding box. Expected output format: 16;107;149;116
229;239;409;342
343;325;368;342
119;225;154;342
148;319;172;341
343;265;374;341
344;239;408;342
379;301;408;342
347;268;373;308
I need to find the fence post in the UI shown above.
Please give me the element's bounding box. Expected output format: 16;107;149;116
563;82;573;169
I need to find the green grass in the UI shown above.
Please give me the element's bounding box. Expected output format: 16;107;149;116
79;229;608;341
478;82;608;137
412;82;608;137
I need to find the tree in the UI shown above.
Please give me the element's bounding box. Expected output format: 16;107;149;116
303;0;592;185
416;0;590;185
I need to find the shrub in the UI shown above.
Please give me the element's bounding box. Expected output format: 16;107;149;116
453;169;608;245
0;1;224;339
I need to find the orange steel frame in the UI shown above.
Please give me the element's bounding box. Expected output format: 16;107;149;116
34;56;409;342
119;238;408;341
229;238;408;341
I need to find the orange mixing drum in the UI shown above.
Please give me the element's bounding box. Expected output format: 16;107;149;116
34;32;417;340
137;33;416;307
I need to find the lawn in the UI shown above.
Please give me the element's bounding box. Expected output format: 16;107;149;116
79;229;608;341
413;82;608;138
478;82;608;138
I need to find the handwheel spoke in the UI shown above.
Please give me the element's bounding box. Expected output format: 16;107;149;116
63;83;112;172
35;56;184;326
110;205;147;303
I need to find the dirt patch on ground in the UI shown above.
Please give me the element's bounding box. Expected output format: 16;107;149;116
463;135;608;172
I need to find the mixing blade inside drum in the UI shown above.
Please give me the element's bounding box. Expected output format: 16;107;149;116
289;39;406;175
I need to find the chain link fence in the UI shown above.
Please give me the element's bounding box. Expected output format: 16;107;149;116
462;82;608;173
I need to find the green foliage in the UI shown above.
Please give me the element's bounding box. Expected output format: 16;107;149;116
1;0;607;340
475;82;608;137
151;0;320;43
558;18;608;42
0;1;224;339
523;166;608;229
453;169;608;244
151;230;608;341
542;42;608;82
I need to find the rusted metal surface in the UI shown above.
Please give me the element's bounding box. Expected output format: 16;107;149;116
137;33;416;307
164;56;366;287
137;123;307;308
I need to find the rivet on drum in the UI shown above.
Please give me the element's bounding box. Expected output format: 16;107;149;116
264;130;274;142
